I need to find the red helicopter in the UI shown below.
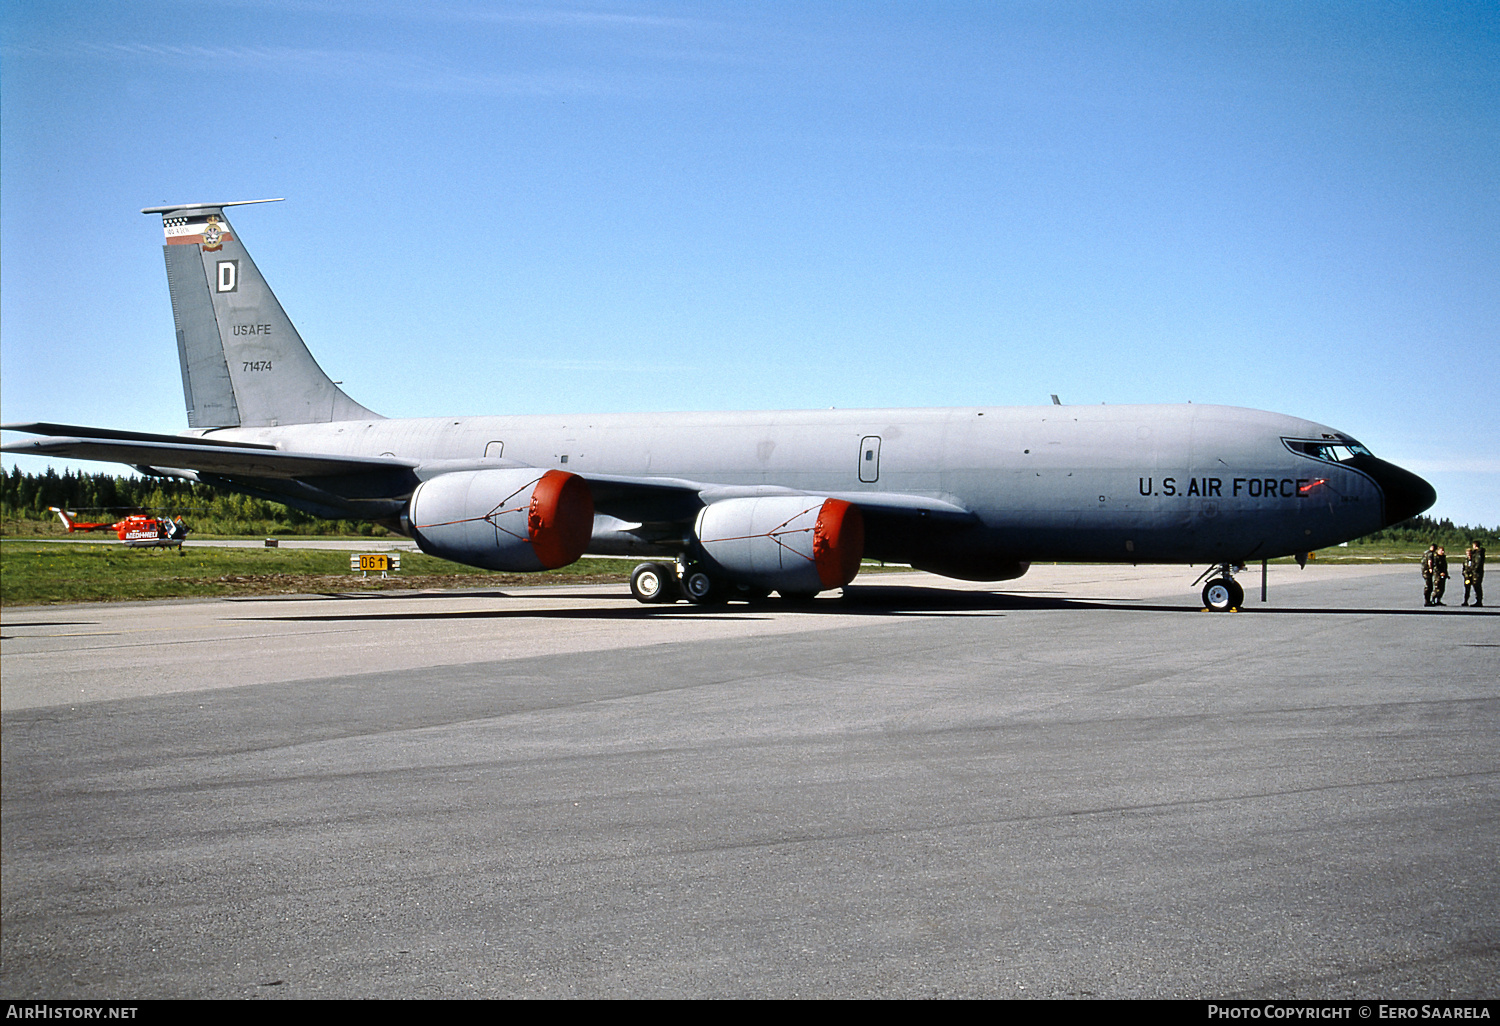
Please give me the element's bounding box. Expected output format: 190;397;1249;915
50;507;190;549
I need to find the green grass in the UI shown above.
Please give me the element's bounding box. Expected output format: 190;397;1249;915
0;541;638;606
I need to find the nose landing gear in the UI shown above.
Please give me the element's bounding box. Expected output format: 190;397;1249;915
1195;563;1246;612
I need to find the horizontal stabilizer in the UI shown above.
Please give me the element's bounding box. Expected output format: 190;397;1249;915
140;198;284;215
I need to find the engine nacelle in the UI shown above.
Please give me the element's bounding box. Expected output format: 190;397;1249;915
696;495;864;593
406;468;594;571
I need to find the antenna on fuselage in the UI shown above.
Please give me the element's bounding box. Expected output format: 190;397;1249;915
1050;394;1061;406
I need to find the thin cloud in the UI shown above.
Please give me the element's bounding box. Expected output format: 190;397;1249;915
198;0;700;31
8;40;649;98
514;357;695;374
423;3;697;31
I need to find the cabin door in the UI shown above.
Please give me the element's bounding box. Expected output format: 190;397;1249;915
859;436;881;483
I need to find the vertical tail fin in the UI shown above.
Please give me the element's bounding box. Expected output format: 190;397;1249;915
142;199;380;428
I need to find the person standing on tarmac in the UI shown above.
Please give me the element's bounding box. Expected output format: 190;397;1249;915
1432;546;1450;606
1422;544;1438;606
1463;541;1485;607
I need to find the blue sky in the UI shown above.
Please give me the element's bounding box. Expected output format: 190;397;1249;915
2;0;1496;524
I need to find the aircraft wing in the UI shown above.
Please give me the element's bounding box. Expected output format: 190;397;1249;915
1;430;417;479
823;490;977;522
578;472;978;525
3;424;978;526
3;422;278;450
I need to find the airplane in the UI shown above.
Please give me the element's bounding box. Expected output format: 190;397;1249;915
48;506;189;549
2;199;1436;610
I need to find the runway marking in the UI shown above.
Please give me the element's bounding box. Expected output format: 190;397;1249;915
1;627;377;652
234;608;780;623
5;630;136;638
0;621;99;628
1;623;209;638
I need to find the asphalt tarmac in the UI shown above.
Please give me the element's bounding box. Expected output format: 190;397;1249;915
1;564;1495;999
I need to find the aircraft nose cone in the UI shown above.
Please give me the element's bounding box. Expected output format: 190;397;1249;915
1358;457;1437;526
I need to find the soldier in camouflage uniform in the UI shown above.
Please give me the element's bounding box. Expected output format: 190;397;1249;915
1432;546;1449;605
1462;541;1485;607
1422;544;1438;606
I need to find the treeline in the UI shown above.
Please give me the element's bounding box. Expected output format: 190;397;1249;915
1351;514;1496;550
1;467;388;537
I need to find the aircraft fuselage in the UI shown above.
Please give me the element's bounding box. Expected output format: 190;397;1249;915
201;401;1397;569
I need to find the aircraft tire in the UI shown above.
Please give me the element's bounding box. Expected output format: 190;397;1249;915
684;570;724;605
1202;578;1239;612
630;562;678;604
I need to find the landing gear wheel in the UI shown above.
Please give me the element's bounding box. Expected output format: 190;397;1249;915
684;570;724;605
1203;578;1243;612
630;562;678;604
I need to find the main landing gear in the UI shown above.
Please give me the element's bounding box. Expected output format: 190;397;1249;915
629;562;680;604
1194;563;1246;612
627;561;780;606
630;560;728;605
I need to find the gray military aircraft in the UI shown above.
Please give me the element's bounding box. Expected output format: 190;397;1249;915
3;199;1436;610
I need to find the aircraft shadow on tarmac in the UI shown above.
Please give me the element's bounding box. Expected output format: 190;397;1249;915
230;585;1121;623
228;583;1494;624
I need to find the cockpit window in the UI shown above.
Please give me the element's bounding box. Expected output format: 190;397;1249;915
1283;438;1374;463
